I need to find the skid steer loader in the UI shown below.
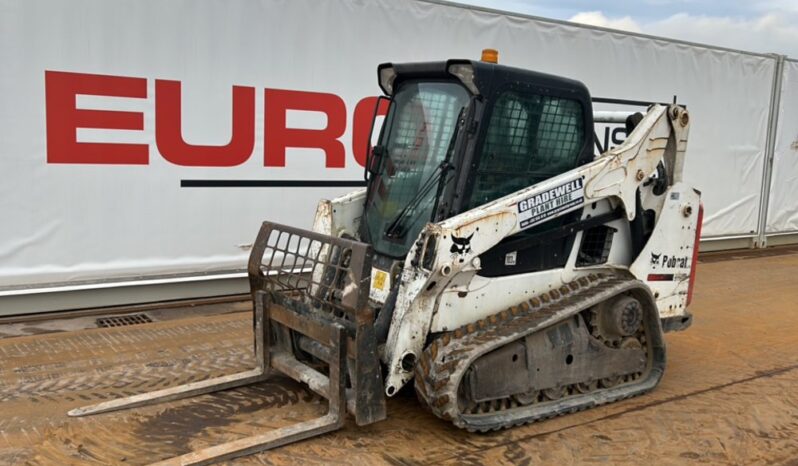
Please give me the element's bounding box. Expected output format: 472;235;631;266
70;50;702;464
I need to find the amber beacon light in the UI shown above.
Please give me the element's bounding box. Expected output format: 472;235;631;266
481;48;499;63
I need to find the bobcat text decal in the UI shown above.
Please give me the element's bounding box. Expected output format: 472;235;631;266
650;252;690;269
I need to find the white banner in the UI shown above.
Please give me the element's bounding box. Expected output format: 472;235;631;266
0;0;780;289
767;59;798;234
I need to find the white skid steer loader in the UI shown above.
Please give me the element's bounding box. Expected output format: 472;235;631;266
70;50;702;464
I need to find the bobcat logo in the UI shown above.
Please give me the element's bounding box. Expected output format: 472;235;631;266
650;252;662;266
450;233;474;255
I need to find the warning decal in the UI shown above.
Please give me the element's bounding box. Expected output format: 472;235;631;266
517;176;585;229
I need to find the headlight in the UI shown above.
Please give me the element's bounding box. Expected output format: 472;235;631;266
447;63;479;95
378;65;397;95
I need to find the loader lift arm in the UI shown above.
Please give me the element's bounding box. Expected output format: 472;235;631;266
382;103;691;394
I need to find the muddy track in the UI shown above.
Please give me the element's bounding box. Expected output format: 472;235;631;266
0;318;253;405
25;381;323;465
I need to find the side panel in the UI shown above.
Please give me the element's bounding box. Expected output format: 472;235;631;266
433;269;572;332
629;184;701;318
311;188;367;239
430;199;634;332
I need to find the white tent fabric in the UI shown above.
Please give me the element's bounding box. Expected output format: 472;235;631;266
0;0;787;289
767;59;798;234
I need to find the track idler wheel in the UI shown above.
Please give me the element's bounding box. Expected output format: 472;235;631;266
597;295;643;344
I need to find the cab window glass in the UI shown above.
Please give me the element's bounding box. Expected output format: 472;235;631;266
469;92;584;208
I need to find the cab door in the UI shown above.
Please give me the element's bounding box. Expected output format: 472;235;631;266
463;87;590;276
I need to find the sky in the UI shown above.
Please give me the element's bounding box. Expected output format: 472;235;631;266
456;0;798;58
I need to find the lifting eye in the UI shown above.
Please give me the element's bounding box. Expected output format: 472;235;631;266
400;352;417;372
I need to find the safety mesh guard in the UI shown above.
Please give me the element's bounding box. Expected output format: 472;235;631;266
469;93;584;208
576;225;615;267
247;222;373;319
246;221;386;426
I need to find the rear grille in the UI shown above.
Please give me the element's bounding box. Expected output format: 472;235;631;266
576;225;615;266
96;313;153;328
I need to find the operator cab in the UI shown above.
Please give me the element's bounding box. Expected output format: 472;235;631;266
361;50;595;278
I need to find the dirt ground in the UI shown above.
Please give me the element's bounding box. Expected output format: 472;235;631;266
1;249;797;465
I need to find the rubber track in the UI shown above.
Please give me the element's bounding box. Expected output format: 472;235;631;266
414;273;664;432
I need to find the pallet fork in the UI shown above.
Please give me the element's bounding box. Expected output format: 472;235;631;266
69;222;387;465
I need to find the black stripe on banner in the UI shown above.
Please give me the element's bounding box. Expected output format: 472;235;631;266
181;179;368;188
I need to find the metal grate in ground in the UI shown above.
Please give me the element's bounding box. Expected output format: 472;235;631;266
96;313;153;328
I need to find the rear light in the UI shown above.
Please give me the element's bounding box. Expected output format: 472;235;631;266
481;48;499;63
686;202;704;306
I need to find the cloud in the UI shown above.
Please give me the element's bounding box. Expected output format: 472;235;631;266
756;0;798;16
568;11;642;33
648;12;798;56
568;10;798;57
461;0;798;58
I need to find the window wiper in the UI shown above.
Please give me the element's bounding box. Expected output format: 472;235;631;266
384;161;453;239
384;105;468;239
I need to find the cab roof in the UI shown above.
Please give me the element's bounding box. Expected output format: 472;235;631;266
377;59;591;102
